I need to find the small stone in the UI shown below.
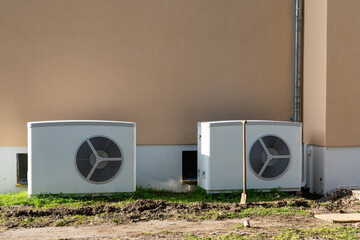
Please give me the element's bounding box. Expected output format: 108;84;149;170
275;195;281;199
244;220;250;228
353;223;360;228
306;212;314;217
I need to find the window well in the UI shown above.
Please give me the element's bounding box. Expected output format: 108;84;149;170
17;153;28;186
182;151;197;183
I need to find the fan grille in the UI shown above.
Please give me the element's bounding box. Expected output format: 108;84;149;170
249;135;290;180
76;136;123;183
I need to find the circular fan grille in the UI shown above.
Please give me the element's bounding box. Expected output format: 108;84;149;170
249;135;290;180
76;136;123;183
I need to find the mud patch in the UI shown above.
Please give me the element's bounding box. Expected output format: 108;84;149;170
0;199;316;229
0;188;359;230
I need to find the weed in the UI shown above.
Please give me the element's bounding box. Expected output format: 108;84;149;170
232;224;244;229
54;219;69;227
111;217;120;223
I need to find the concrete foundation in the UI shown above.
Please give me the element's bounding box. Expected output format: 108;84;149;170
0;145;197;194
136;145;197;192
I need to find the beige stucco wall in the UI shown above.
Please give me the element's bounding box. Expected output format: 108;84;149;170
304;0;360;147
0;0;294;146
326;0;360;146
303;0;328;146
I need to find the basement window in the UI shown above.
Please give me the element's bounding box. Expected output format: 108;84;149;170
182;151;197;183
16;153;28;186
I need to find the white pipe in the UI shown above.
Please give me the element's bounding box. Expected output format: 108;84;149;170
307;145;314;193
301;144;307;187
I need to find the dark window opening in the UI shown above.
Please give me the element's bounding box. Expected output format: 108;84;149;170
17;153;28;186
182;151;197;181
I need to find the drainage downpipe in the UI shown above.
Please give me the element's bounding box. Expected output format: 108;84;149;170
294;0;308;189
293;0;301;122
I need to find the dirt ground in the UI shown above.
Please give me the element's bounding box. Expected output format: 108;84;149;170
0;189;359;239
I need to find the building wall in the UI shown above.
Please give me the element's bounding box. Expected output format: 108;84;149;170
303;0;328;146
326;0;360;147
0;0;294;146
304;0;360;147
303;0;360;194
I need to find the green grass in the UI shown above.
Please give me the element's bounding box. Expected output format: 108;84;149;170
186;226;360;240
186;233;250;240
133;186;290;203
0;191;94;208
238;206;307;217
0;187;290;208
199;206;307;220
0;191;132;208
275;226;360;240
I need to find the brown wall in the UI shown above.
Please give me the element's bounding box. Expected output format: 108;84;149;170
326;0;360;146
304;0;360;147
0;0;294;146
303;0;328;146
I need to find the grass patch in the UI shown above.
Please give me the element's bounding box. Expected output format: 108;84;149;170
275;226;360;239
186;226;360;240
0;191;130;208
238;206;307;217
0;187;290;208
133;186;290;203
200;206;307;220
186;233;250;240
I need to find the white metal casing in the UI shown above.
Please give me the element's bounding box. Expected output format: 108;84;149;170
197;120;302;192
28;120;136;195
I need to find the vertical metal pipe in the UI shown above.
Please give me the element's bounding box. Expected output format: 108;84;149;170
293;0;300;122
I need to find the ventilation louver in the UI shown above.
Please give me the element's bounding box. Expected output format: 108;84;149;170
249;135;290;180
76;136;123;183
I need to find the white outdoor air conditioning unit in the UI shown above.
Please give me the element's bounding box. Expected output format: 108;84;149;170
28;120;135;196
197;120;302;193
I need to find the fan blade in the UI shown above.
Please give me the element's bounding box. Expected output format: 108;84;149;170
274;138;280;149
86;162;99;180
272;155;290;159
100;157;123;162
103;167;111;178
87;139;100;158
258;157;271;176
259;138;271;156
103;139;111;151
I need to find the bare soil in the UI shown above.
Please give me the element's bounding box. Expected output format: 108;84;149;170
0;189;360;239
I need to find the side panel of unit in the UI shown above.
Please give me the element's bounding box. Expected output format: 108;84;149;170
197;123;203;187
198;123;210;190
198;123;243;192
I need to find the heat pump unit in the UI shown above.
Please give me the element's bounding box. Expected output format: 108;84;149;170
28;120;135;195
197;120;302;193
